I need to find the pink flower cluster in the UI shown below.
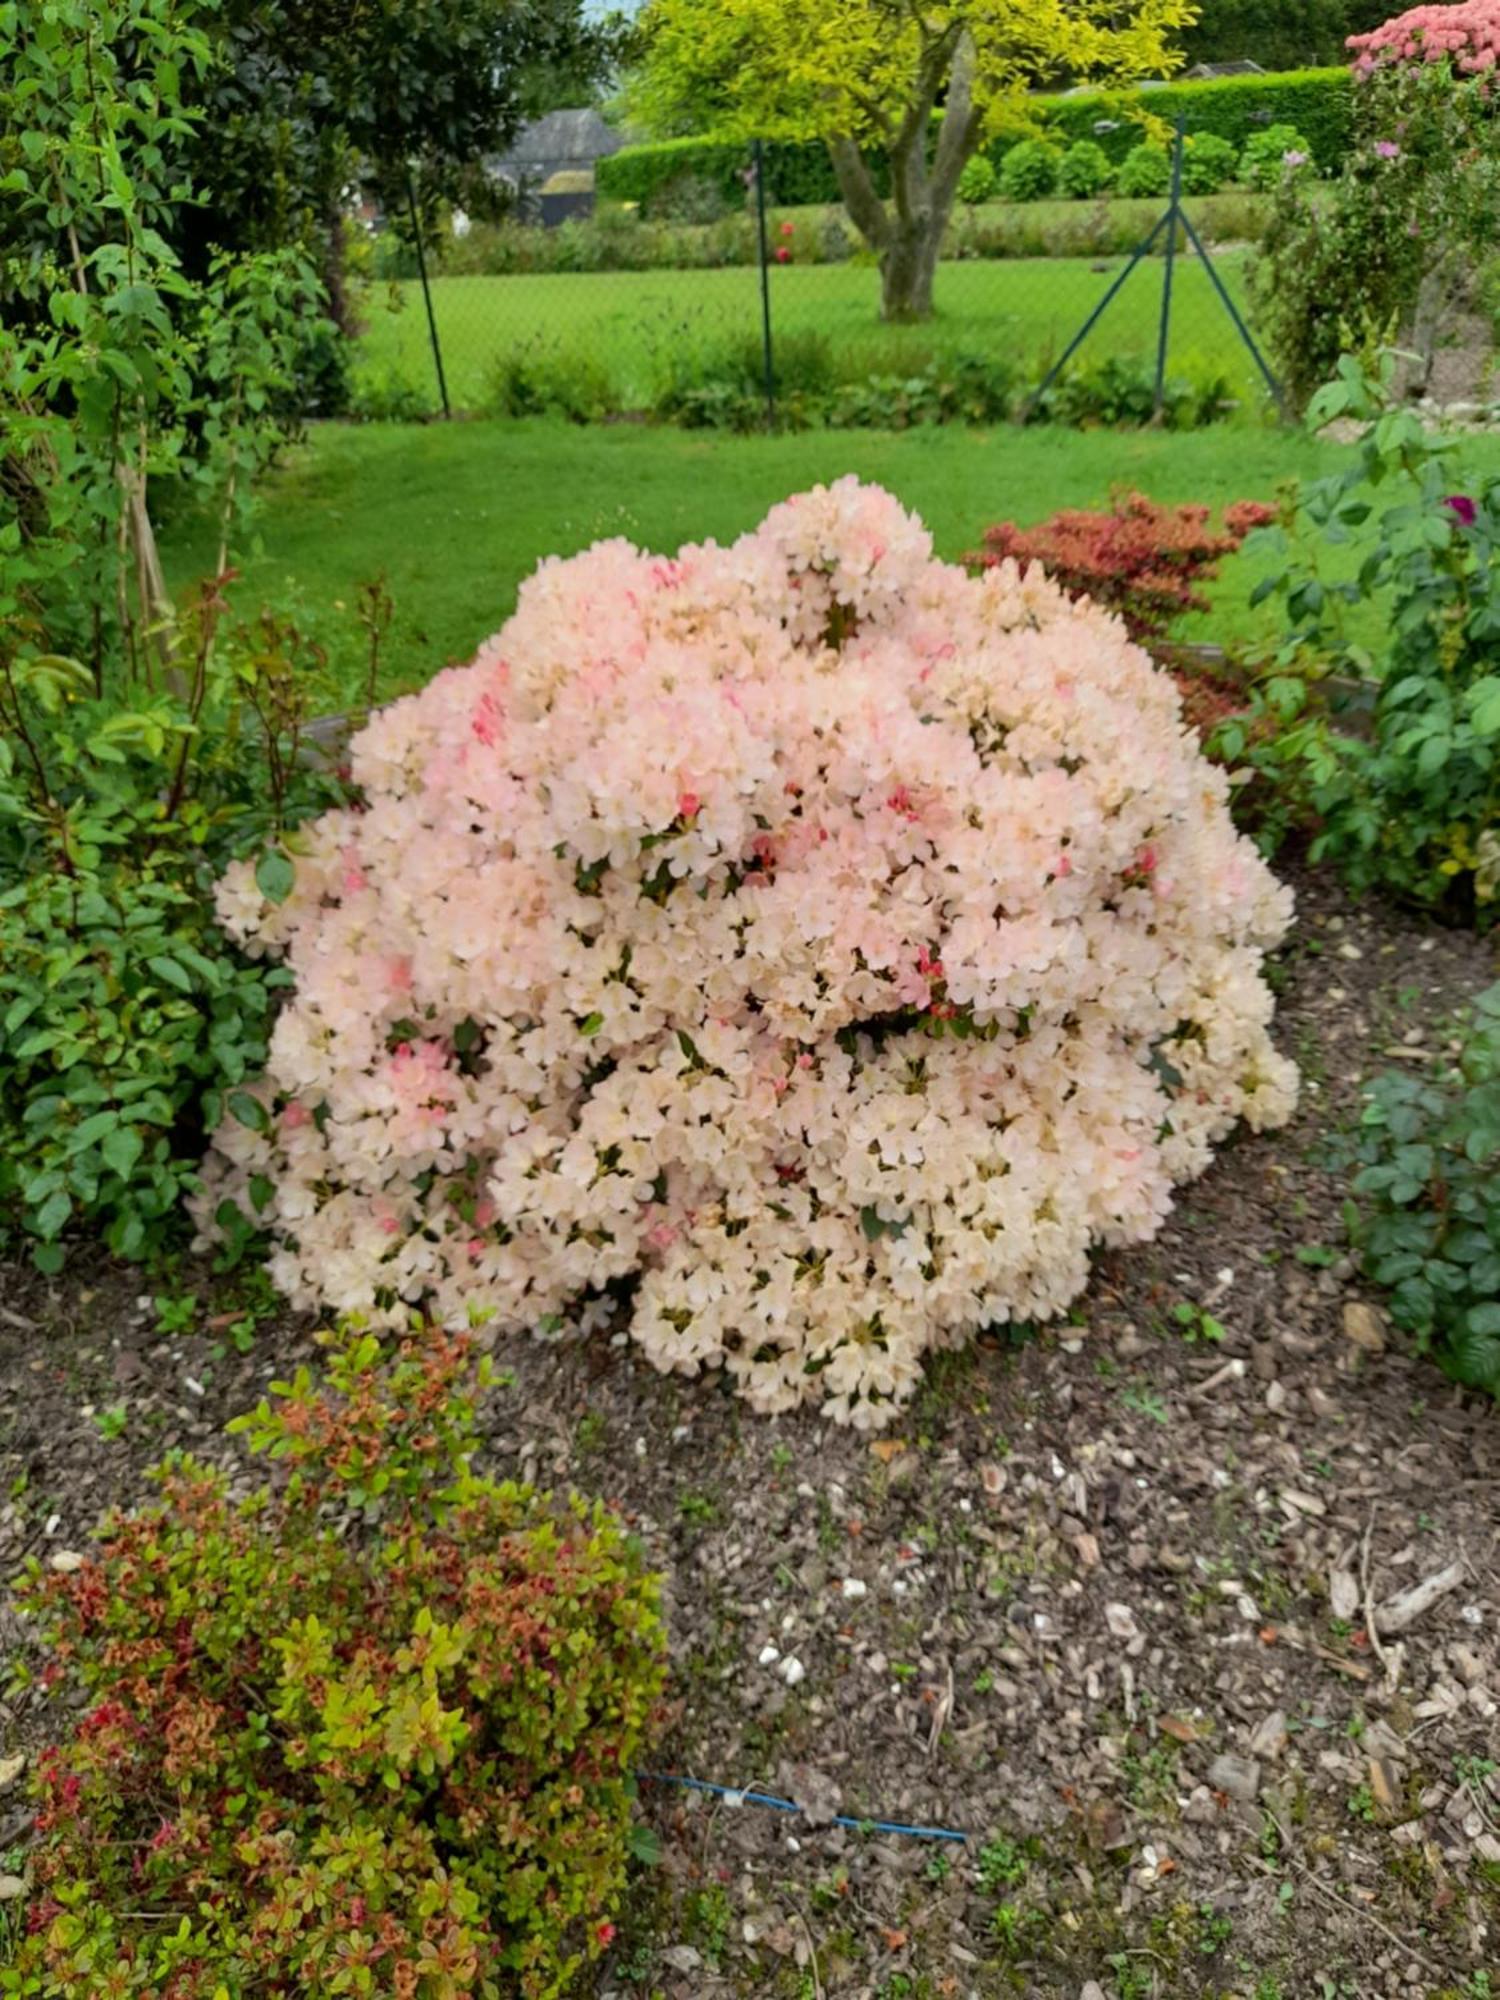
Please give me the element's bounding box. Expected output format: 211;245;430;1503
1349;1;1500;72
202;481;1297;1428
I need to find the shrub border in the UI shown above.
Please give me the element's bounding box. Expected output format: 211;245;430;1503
598;68;1353;212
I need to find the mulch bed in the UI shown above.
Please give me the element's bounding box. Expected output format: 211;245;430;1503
2;864;1497;1998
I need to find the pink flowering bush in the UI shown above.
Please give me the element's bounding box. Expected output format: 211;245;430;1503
1349;1;1500;72
202;481;1298;1429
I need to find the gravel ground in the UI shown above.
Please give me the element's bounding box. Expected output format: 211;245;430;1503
1;866;1498;1999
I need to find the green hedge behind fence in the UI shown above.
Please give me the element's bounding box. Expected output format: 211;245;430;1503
598;66;1354;213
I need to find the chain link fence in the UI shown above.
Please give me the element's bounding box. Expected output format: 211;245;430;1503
348;131;1284;431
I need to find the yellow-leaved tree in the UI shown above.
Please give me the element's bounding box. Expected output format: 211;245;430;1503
633;0;1199;320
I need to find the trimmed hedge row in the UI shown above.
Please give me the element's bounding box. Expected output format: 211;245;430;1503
598;66;1354;213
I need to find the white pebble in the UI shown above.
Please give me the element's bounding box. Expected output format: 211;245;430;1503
779;1656;806;1687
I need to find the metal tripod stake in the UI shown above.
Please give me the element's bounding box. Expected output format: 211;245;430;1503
1028;120;1286;422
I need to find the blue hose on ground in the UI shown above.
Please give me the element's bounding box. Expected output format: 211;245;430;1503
636;1771;968;1844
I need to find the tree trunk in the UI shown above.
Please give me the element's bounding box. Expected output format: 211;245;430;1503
880;218;942;321
826;27;983;325
323;197;356;338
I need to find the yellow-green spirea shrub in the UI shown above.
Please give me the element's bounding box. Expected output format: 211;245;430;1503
6;1323;665;2000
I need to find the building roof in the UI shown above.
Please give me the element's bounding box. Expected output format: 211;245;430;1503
498;109;625;170
1184;60;1266;78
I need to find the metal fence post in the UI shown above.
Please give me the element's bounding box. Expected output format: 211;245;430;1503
1154;121;1186;420
753;139;776;430
405;168;452;420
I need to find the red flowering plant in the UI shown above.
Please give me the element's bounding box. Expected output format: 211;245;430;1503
6;1324;665;1999
965;492;1275;736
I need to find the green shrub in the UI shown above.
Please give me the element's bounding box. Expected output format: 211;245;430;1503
600;69;1354;212
1033;68;1352;174
1350;984;1500;1400
1224;361;1500;922
1;0;354;1267
485;344;618;421
0;842;290;1267
827;351;1020;427
1116;143;1172;199
946;189;1268;264
998;139;1062;202
1027;355;1237;429
598;132;854;214
9;1321;667;1997
1057;139;1114;199
1239;123;1315;191
650;340;1018;432
956;154;998;204
652;170;729;223
1181;133;1240;195
653;327;835;430
1252;60;1500;416
349;360;436;420
0;622;351;1269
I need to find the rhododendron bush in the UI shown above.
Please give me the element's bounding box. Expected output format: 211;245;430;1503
204;481;1298;1427
1349;1;1500;72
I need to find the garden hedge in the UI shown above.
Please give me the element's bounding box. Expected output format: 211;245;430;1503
598;66;1354;213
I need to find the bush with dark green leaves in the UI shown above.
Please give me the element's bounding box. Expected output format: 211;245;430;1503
1350;983;1500;1401
1057;139;1114;199
0;841;292;1269
999;139;1061;202
0;631;352;1269
1116;143;1173;199
1181;133;1240;195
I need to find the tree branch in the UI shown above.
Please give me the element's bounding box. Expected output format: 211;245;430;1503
826;136;893;251
929;28;985;212
889;20;960;223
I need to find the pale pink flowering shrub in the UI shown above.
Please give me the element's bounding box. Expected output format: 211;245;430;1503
202;481;1297;1428
1350;1;1500;72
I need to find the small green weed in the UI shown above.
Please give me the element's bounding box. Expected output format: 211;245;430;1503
1170;1300;1226;1343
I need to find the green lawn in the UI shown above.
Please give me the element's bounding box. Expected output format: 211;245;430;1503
165;415;1363;706
356;248;1268;416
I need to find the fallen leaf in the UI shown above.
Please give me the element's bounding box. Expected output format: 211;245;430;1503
1367;1757;1400;1813
882;1928;909;1951
870;1439;908;1463
1159;1715;1200;1744
1328;1567;1360;1621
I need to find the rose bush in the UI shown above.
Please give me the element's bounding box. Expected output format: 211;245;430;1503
202;481;1298;1429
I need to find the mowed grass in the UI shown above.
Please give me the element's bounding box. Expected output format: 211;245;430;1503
165;415;1371;706
355;247;1267;414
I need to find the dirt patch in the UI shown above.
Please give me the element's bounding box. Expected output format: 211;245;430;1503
2;865;1498;1998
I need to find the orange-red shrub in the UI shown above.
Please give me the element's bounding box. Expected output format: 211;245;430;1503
10;1325;665;1999
967;492;1276;649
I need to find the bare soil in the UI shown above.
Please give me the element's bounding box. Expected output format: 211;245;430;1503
2;865;1497;2000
